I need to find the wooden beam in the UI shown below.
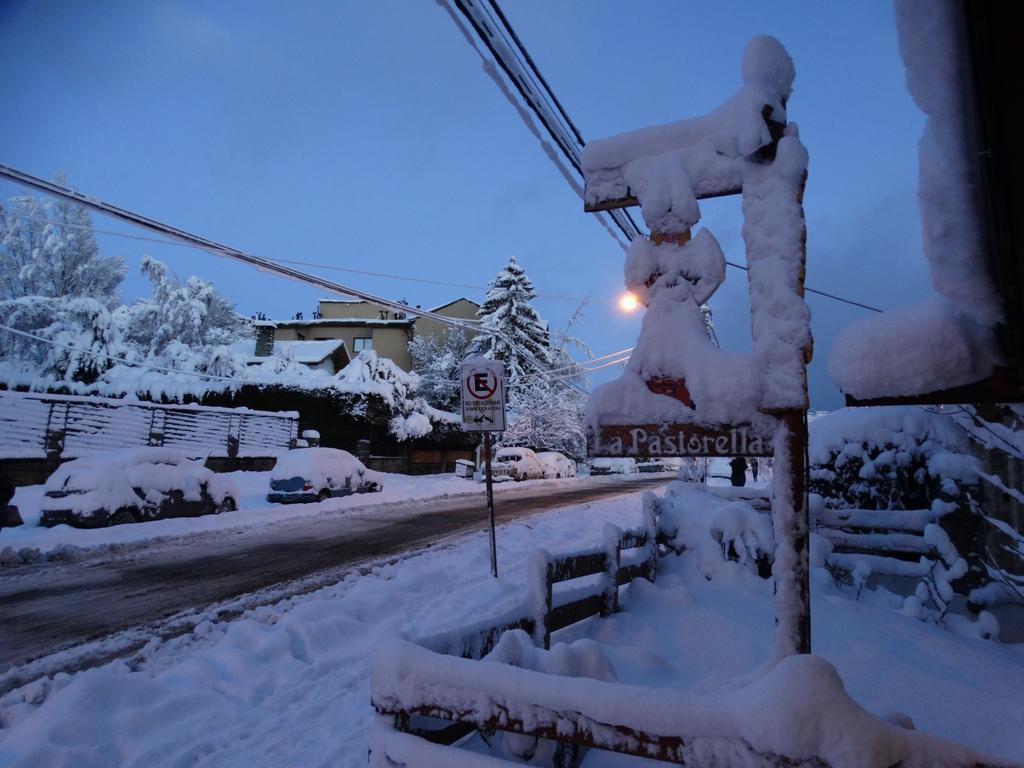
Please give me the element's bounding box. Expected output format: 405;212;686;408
843;368;1022;407
583;184;743;214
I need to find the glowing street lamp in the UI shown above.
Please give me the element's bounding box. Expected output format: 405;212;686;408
618;292;639;312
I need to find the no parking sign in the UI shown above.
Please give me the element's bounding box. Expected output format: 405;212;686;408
460;359;506;432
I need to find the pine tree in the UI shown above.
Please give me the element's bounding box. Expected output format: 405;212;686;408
466;256;552;396
0;176;125;305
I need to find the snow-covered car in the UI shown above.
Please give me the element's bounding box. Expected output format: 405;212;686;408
536;451;576;479
267;447;382;503
490;447;544;481
589;458;638;476
40;448;238;528
636;458;683;473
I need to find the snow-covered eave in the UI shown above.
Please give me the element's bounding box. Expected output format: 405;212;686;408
273;318;415;328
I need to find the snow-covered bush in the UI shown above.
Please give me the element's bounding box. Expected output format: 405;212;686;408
654;483;773;579
808;407;974;512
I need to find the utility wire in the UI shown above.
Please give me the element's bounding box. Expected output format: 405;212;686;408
444;2;882;314
0;165;591;395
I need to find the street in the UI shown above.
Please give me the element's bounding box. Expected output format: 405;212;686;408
0;475;667;689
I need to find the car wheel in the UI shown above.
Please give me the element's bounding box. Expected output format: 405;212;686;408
316;489;330;503
217;497;237;514
108;508;138;527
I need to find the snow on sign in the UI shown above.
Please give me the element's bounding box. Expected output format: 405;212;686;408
460;359;506;432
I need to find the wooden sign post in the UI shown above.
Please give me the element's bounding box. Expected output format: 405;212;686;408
584;108;812;655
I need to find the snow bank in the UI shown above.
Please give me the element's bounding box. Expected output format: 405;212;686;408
828;298;999;400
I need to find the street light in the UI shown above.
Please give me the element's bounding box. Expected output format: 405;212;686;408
618;292;639;312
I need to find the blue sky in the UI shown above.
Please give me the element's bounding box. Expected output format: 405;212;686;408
0;1;931;409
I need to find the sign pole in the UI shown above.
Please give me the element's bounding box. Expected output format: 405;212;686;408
460;358;506;579
483;431;498;578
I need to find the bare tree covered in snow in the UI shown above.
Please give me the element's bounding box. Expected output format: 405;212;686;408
0;177;125;305
501;302;589;460
466;256;552;397
408;328;471;412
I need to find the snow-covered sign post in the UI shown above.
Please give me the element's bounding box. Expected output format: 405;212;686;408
584;36;813;657
460;358;506;578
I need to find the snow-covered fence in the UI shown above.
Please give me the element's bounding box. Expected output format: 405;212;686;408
815;506;937;579
416;507;658;662
370;641;1004;768
0;390;298;463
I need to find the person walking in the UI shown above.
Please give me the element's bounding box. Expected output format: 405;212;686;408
729;456;747;487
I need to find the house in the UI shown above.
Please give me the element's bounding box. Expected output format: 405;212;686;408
257;297;480;372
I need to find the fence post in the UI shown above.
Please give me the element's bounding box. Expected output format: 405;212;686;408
602;523;621;615
642;492;660;582
527;550;554;650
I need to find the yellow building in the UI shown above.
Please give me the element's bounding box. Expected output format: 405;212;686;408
265;297;480;372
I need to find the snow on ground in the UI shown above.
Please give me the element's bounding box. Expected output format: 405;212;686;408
2;470;614;559
1;483;1022;767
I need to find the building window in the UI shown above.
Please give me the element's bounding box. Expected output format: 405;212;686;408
353;337;373;352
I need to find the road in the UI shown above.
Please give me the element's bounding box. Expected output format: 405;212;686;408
0;475;667;686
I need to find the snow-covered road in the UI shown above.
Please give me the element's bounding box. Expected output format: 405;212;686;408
0;474;668;689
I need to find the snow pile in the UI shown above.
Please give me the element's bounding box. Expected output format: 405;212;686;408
829;297;999;400
39;448;237;520
828;0;1003;399
654;483;772;578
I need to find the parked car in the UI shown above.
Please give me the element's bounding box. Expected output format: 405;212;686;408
589;458;638;476
536;452;576;479
490;447;544;481
267;448;382;503
0;470;22;530
636;458;683;473
40;448;238;528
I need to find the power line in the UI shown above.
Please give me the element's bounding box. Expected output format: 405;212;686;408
0;165;590;396
7;213;615;306
444;2;883;315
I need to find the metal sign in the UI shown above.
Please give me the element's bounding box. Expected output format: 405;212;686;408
460;359;506;432
590;423;773;458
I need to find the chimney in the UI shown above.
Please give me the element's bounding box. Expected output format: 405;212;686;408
254;322;275;357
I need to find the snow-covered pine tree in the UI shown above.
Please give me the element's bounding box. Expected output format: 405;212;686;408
408;328;470;412
466;256;552;397
0;177;125;305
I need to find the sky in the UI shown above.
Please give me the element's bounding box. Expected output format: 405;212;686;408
0;0;934;410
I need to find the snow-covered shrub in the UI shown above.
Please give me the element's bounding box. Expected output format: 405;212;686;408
809;407;974;512
408;328;469;412
654;483;773;579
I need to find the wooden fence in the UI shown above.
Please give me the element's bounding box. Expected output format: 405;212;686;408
0;390;298;472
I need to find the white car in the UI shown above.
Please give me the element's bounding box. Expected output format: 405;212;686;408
41;448;238;528
589;457;638;476
268;448;383;503
491;447;544;481
536;452;576;479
